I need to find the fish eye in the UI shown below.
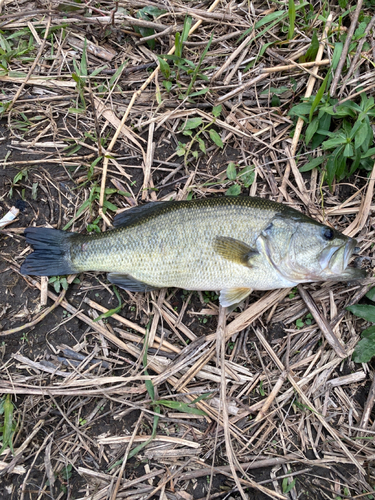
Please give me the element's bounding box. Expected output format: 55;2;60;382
322;227;334;241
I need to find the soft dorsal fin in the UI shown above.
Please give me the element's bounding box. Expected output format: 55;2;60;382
214;236;259;267
113;202;170;228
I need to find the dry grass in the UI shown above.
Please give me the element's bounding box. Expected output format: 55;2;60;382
0;1;375;499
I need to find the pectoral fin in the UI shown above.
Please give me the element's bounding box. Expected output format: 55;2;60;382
214;236;259;267
107;273;160;292
219;287;252;308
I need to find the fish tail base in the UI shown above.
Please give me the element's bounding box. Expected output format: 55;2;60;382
21;227;77;276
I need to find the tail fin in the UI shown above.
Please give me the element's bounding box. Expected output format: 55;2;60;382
21;227;77;276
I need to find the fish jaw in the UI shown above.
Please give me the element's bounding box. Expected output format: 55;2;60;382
320;236;357;276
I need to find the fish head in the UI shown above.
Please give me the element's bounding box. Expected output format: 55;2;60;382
257;214;365;283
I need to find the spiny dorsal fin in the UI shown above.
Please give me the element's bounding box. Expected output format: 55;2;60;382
214;236;259;267
219;287;252;307
113;202;169;228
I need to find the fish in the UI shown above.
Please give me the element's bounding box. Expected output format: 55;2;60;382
20;196;366;307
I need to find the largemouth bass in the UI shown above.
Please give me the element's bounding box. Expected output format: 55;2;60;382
21;196;365;307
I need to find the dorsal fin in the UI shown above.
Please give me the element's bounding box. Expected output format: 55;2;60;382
113;202;170;228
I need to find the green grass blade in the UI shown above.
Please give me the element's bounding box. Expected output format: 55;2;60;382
309;70;330;122
94;286;122;321
288;0;296;40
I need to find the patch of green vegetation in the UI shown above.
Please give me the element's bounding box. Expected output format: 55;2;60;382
134;6;167;51
290;92;375;187
225;161;255;196
350;287;375;363
288;12;375;188
0;28;37;76
49;275;69;293
259;380;266;397
62;186;119;232
158;17;214;100
198;315;211;324
0;395;16;456
176;106;223;166
58;463;73;494
282;476;297;494
49;276;80;294
8;168;28;198
295;313;313;329
93;285;122;322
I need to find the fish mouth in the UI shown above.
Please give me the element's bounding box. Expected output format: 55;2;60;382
319;237;357;275
321;237;367;281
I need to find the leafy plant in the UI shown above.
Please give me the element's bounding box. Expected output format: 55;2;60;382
290;91;375;187
48;276;80;293
224;161;255;196
350;287;375;363
295;313;313;329
176;106;223;165
0;395;16;456
158;17;213;99
8;168;28;198
0;28;36;75
63;186;119;232
49;276;69;293
282;476;297;494
134;6;167;50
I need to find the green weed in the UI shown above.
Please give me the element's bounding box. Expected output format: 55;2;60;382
290;92;375;187
0;395;16;456
63;186;119;232
259;380;266;397
176;106;223;166
93;286;122;322
134;6;167;50
48;276;80;293
157;17;214;99
198;315;211;325
350;287;375;363
282;476;297;494
287;0;296;40
49;276;69;293
8;168;28;198
295;313;313;329
203;291;219;303
225;161;256;196
0;28;36;74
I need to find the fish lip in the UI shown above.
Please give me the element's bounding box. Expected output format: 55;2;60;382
327;237;357;274
343;237;357;268
319;237;357;275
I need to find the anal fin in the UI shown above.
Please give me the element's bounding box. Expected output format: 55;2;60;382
219;287;252;308
107;273;160;292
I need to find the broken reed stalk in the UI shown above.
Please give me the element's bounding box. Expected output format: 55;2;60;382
297;284;347;358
